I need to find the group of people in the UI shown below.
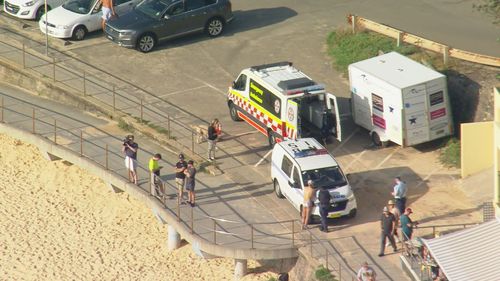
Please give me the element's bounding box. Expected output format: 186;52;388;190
301;180;332;233
121;134;197;208
379;176;418;257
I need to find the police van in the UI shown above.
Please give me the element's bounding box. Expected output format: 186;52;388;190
227;62;342;146
271;138;357;219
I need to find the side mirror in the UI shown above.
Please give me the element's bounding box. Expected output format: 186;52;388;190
231;81;236;88
346;173;351;181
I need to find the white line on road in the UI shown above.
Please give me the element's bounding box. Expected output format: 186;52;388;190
333;127;360;154
186;75;228;96
254;149;273;167
157;85;208;98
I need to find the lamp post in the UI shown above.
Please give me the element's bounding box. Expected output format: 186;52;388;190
44;0;48;55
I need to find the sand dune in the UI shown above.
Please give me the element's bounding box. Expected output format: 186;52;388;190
0;134;276;281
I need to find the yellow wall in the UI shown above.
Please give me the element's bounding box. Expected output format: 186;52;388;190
494;87;500;217
461;121;494;178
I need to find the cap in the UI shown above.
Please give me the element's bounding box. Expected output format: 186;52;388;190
406;207;413;214
383;206;389;212
188;160;194;165
178;153;184;159
387;200;395;205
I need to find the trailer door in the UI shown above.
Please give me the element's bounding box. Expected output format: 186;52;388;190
326;93;342;142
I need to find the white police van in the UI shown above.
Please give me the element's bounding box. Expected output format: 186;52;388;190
271;138;357;220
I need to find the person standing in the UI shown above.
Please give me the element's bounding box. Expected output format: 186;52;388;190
184;160;197;207
100;0;116;31
317;185;331;233
148;153;162;196
387;200;401;244
207;119;219;161
391;177;407;214
302;180;315;230
122;135;138;185
357;261;377;281
400;207;419;241
379;206;397;257
174;153;187;204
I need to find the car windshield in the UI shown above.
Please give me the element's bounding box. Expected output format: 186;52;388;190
62;0;97;14
302;166;347;189
136;0;175;18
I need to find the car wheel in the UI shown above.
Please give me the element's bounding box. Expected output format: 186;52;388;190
72;25;87;41
229;102;242;121
35;6;49;21
371;132;382;147
205;17;224;37
137;33;156;53
268;130;277;147
348;208;357;218
274;179;284;198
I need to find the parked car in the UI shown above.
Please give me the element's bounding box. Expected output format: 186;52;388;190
38;0;139;40
104;0;234;53
4;0;64;20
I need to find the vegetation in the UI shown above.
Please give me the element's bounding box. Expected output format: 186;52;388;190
473;0;500;24
315;265;338;281
439;138;461;168
326;29;418;74
267;277;278;281
118;118;134;132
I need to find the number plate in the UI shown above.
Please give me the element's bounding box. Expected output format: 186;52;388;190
328;213;341;219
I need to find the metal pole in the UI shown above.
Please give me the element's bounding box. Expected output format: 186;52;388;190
1;97;4;123
22;43;25;68
190;205;194;234
83;71;86;96
52;57;56;82
250;224;254;249
140;99;143;122
112;86;116;112
44;0;48;56
177;196;180;222
32;108;35;133
291;220;294;247
213;220;217;244
339;261;342;280
105;144;108;170
167;115;171;139
80;131;83;156
54;119;57;144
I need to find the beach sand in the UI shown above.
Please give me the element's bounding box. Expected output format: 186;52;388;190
0;134;277;280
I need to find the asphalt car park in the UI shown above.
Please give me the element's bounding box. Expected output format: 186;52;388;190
0;0;496;278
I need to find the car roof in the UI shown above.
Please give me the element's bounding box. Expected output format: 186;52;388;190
277;138;338;171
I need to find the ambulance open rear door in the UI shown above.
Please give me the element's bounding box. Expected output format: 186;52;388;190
326;93;342;142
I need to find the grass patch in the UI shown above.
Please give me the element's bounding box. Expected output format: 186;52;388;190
118;118;134;132
267;277;278;281
326;28;419;74
315;265;337;281
439;138;461;168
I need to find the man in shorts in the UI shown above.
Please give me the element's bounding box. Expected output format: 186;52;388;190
174;153;187;204
122;135;138;185
184;160;196;207
101;0;115;31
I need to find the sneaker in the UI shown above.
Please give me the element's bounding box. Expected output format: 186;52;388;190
378;253;384;257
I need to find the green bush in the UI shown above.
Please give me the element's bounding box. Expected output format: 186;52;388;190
118;118;134;132
326;29;418;74
315;265;337;281
439;138;461;168
267;277;278;281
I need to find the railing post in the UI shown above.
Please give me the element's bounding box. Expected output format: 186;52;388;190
177;195;181;222
213;220;217;244
351;15;356;33
443;46;449;66
105;144;108;170
291;221;295;247
80;130;83;156
250;224;254;249
167;115;171;139
112;86;116;112
140;99;143;123
397;31;403;47
432;226;436;237
54;119;57;144
190;205;194;234
32;108;35;134
83;71;86;96
339;261;342;280
0;97;3;123
22;43;25;68
52;57;56;82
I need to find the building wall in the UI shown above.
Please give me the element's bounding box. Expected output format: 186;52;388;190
494;87;500;217
461;122;493;178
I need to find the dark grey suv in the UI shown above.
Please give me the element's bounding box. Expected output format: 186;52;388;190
105;0;233;52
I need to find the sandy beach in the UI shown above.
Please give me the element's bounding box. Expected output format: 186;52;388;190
0;134;276;280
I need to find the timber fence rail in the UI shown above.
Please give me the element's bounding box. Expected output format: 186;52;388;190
348;15;500;67
0;92;357;280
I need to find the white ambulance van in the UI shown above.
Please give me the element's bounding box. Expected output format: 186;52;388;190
271;138;357;219
349;52;453;147
227;62;342;146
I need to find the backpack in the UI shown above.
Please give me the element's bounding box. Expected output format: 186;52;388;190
318;189;331;206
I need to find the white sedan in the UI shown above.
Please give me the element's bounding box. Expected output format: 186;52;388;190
39;0;138;40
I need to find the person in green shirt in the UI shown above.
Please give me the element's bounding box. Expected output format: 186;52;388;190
400;207;418;241
149;153;162;196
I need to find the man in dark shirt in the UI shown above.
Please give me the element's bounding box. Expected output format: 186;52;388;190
317;186;331;233
175;153;187;204
184;160;196;207
207;119;219;161
379;206;397;257
122;135;139;185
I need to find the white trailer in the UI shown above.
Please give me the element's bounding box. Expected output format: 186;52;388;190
349;52;453;147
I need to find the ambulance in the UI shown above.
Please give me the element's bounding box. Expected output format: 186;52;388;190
227;62;342;146
271;138;357;219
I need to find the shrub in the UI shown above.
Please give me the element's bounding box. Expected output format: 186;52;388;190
315;265;337;281
439;138;461;168
118;118;134;132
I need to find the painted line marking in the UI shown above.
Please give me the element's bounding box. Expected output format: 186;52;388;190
157;85;208;98
254;149;273;167
416;167;442;188
333;127;359;154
